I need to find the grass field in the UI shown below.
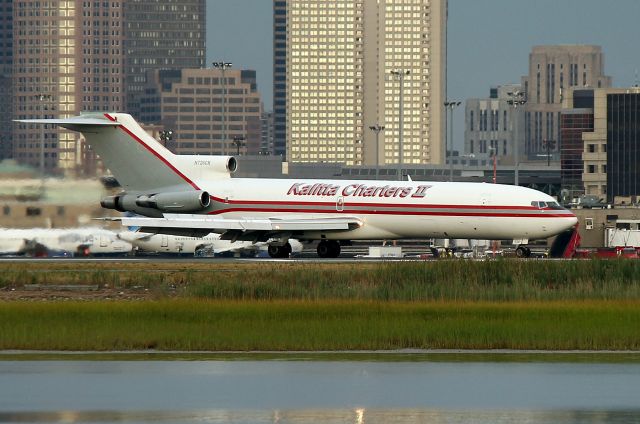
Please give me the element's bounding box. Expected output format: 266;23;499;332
2;259;640;301
1;260;639;351
1;300;639;351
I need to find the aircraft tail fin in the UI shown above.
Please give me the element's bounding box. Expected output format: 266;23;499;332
15;113;236;192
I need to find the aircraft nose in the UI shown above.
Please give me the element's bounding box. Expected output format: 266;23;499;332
564;211;578;229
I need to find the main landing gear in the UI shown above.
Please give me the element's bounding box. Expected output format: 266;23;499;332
317;240;341;258
267;242;292;258
515;245;532;258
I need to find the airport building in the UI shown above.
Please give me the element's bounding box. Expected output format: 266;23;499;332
521;45;611;160
139;68;263;156
274;0;446;167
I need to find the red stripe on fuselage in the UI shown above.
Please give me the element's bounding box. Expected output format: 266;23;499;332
208;194;567;214
206;206;573;219
104;113;200;190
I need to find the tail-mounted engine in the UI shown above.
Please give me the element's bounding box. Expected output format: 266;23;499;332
101;190;210;214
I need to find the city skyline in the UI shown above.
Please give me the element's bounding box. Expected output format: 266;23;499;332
206;0;640;147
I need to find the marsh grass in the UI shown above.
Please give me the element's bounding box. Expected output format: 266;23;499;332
0;300;638;351
2;260;640;351
2;260;640;301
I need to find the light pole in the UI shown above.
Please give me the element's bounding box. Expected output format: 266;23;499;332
159;130;173;148
37;94;52;187
368;125;385;180
488;146;497;184
232;135;245;156
390;70;409;181
444;101;461;181
507;90;526;186
212;61;232;155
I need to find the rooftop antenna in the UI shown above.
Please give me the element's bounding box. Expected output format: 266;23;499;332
635;69;639;88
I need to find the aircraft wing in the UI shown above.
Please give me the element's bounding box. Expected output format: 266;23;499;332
118;213;363;241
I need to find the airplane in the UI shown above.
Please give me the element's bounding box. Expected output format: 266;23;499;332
118;231;303;257
17;113;578;258
0;227;132;257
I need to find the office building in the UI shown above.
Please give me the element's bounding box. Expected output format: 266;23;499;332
559;90;594;200
124;0;206;119
521;45;611;160
12;0;125;176
11;0;205;176
274;0;446;167
606;90;640;202
0;0;12;161
261;111;275;155
464;84;524;165
561;86;640;202
139;68;262;156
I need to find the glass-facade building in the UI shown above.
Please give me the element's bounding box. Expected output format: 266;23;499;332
607;93;640;201
124;0;206;119
560;109;594;199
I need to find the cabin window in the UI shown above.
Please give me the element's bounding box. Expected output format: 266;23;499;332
2;205;10;216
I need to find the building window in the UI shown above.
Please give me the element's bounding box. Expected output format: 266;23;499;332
26;207;41;216
587;164;596;173
2;205;10;216
588;144;596;153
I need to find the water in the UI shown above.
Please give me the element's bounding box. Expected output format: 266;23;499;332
1;358;639;423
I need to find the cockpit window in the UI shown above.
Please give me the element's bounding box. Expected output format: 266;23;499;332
531;201;564;209
546;201;565;210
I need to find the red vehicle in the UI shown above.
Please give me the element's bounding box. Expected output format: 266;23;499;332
573;246;639;259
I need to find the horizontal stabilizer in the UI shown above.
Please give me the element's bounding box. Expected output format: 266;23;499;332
15;117;121;126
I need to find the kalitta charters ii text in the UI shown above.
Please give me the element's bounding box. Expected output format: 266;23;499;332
287;183;432;198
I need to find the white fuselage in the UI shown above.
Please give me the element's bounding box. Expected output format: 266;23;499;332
197;178;577;241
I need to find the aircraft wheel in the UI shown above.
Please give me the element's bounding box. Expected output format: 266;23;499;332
268;244;281;258
515;246;531;258
268;243;292;258
317;241;330;258
327;240;341;258
318;240;341;258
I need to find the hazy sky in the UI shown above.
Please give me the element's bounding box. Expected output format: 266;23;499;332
207;0;640;143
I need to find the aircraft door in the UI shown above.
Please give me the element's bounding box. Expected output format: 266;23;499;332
161;235;169;248
336;196;345;212
100;235;108;247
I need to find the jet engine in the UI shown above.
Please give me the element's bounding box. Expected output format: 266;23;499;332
101;190;210;214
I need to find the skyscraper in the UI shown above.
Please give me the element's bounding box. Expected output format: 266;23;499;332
274;0;446;167
12;0;125;175
0;0;13;161
522;45;611;160
11;0;206;176
124;0;206;119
